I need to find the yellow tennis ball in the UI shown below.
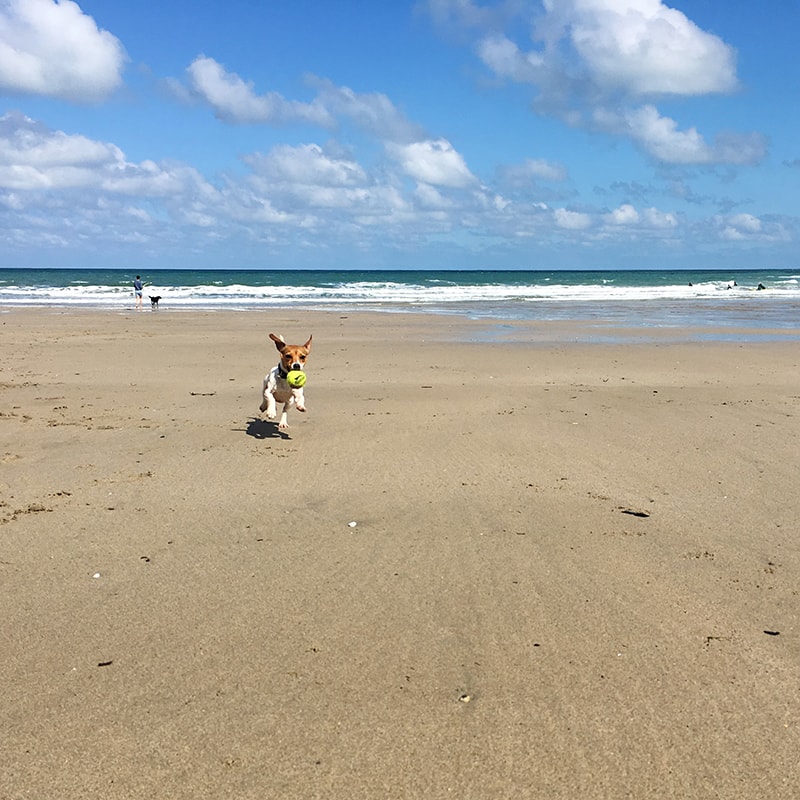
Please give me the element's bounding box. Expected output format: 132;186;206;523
286;370;306;388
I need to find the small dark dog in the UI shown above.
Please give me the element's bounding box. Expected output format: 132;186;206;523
149;295;162;309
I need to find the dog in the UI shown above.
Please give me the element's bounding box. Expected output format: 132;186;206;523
260;333;312;430
149;295;162;309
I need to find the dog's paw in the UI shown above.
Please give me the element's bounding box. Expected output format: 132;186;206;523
296;403;306;413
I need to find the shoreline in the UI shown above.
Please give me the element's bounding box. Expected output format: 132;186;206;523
2;303;800;344
2;308;799;798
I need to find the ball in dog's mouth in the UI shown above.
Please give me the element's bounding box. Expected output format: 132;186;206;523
286;370;306;388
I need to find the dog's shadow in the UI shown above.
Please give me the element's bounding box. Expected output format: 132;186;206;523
239;416;290;440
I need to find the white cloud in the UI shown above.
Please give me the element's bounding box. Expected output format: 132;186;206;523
491;192;510;212
595;104;766;165
728;213;761;233
311;77;424;143
478;35;544;83
181;64;424;143
601;203;678;229
0;105;779;266
466;0;759;166
0;0;126;102
719;212;762;241
714;213;792;244
479;0;738;100
554;207;591;229
414;182;452;209
244;144;366;187
500;157;567;186
0;111;121;169
606;203;639;225
720;225;744;241
642;207;677;228
186;56;333;126
604;104;710;163
387;138;476;188
0;111;209;197
294;184;406;213
558;0;737;96
241;142;414;216
0;111;122;188
180;56;425;142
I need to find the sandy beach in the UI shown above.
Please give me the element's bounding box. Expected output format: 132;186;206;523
1;308;798;799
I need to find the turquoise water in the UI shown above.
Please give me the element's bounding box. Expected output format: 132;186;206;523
1;268;799;338
1;267;796;294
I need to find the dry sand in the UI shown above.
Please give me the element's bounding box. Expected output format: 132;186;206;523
1;308;799;799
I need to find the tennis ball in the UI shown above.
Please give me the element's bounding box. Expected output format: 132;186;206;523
286;370;306;388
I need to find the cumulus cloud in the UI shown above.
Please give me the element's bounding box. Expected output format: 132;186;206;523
593;104;767;165
240;142;415;216
0;0;126;102
727;212;761;233
608;105;710;163
0;109;697;262
426;0;736;107
310;77;424;143
554;207;591;229
186;56;333;126
601;202;678;229
485;0;738;99
414;182;452;209
554;0;737;96
0;111;207;196
387;138;476;188
0;110;121;169
243;143;367;187
642;207;677;228
448;0;763;166
181;62;424;144
713;212;792;244
606;203;639;225
0;111;122;188
477;34;544;84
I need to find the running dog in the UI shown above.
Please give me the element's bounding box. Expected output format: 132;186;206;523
149;295;162;309
260;333;312;430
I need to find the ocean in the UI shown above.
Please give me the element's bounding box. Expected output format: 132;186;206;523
1;267;799;340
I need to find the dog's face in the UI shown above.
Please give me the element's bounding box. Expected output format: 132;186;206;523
270;333;312;372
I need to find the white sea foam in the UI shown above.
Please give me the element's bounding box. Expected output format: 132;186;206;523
3;278;798;306
2;273;800;338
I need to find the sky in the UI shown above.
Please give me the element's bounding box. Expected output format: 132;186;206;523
1;0;799;271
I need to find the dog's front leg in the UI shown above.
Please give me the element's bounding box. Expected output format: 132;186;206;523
279;403;291;431
293;388;306;413
260;376;278;419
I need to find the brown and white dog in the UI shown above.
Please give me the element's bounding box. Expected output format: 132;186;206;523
259;333;312;430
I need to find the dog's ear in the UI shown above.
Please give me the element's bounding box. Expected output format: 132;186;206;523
269;333;286;351
304;335;313;350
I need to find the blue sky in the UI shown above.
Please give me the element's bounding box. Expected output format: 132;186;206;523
1;0;799;271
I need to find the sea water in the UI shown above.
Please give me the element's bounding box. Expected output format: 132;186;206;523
1;267;799;339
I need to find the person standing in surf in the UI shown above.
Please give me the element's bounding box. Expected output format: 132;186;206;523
133;275;143;309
